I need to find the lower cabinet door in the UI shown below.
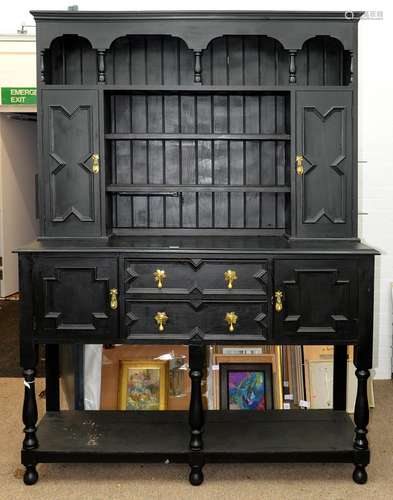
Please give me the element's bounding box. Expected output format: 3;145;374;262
124;301;268;341
34;257;118;338
273;259;358;342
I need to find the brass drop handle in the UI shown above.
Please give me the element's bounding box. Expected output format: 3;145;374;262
92;153;100;174
154;311;168;332
153;269;166;289
296;154;304;176
225;311;238;332
224;269;237;289
275;290;283;313
109;288;118;310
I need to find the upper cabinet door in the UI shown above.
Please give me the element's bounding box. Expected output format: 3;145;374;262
296;91;353;238
42;90;101;237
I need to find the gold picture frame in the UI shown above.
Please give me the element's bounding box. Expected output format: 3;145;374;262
118;360;169;410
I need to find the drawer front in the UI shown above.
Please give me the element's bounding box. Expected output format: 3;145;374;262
124;301;268;340
124;259;268;296
33;257;118;337
273;259;358;342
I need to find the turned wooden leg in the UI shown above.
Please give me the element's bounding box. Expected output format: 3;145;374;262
188;344;205;451
353;464;368;485
188;344;204;451
188;344;205;484
23;463;38;485
353;367;370;484
189;460;204;486
23;368;38;450
22;367;39;485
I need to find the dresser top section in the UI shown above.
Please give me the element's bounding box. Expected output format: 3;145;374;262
16;237;379;255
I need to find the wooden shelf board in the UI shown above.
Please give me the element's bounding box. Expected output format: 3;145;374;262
22;410;366;464
105;133;291;141
106;184;291;194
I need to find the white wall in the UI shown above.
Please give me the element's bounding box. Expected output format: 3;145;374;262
0;35;36;87
0;34;38;296
0;115;38;296
357;9;393;378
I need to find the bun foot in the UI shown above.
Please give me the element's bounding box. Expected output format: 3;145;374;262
189;465;204;486
353;465;368;484
23;465;38;485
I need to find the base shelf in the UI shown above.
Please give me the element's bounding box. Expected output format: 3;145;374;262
22;410;369;465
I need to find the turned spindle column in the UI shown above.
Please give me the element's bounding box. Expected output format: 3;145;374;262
40;50;45;83
188;343;205;485
194;51;202;84
289;50;297;84
97;50;106;83
350;51;354;83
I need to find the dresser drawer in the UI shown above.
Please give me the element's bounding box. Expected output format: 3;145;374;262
124;300;268;340
124;259;268;297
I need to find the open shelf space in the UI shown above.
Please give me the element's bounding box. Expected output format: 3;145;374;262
23;410;365;465
105;91;291;233
43;34;351;87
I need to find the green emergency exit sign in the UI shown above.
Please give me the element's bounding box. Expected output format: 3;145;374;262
1;87;36;105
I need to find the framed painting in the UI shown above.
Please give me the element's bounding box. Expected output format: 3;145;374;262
118;360;169;410
219;362;273;411
212;354;280;409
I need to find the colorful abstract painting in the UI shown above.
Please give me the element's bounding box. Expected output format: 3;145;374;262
126;368;161;410
227;370;266;410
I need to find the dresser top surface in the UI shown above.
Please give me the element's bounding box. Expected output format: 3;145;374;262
15;236;379;255
30;11;364;21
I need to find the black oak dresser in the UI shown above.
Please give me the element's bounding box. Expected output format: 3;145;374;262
17;10;379;486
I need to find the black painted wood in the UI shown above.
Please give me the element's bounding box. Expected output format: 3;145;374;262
333;345;347;410
106;91;290;233
353;366;370;484
296;90;353;238
33;257;118;337
22;368;39;450
22;367;39;485
296;36;351;86
41;89;101;237
17;237;378;254
105;35;194;86
273;258;359;343
45;344;60;411
47;35;97;85
21;409;369;464
18;10;376;487
188;344;205;451
353;368;370;451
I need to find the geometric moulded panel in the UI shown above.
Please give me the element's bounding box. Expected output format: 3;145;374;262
273;259;358;342
42;89;100;237
302;106;346;224
49;105;94;222
44;267;108;330
296;91;353;238
35;257;118;337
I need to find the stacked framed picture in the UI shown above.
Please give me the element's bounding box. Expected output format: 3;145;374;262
118;360;169;410
208;346;283;410
100;345;207;411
